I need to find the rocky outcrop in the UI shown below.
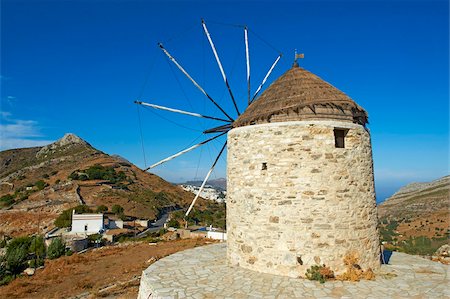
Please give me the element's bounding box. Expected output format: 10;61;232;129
378;176;449;219
36;133;92;158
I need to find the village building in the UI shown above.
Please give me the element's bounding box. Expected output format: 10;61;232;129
71;211;104;234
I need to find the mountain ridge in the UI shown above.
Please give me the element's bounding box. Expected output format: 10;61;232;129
0;134;210;237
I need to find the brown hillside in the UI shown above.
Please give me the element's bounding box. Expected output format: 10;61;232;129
0;133;208;237
377;176;449;249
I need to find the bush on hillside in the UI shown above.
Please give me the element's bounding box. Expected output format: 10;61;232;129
68;165;126;184
111;204;124;215
5;236;31;276
96;205;108;213
35;180;47;190
0;194;15;207
47;238;65;260
29;235;46;267
167;219;180;229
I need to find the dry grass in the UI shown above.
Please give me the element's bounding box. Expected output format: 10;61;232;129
336;252;376;282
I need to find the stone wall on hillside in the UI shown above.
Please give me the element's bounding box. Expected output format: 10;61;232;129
227;120;380;277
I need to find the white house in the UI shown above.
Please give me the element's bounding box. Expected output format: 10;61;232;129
71;211;104;234
207;230;227;241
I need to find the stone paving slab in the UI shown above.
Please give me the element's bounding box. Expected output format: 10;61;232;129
138;243;449;299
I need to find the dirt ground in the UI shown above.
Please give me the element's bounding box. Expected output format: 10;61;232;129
0;238;212;299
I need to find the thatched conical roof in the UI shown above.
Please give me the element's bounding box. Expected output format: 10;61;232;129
233;64;368;128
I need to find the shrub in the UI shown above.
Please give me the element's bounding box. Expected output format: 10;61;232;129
29;235;46;263
68;165;126;184
88;234;104;247
96;205;108;213
35;180;47;190
336;252;375;281
55;179;61;184
167;219;180;229
112;204;124;215
68;171;79;180
0;194;15;206
47;238;65;259
0;256;10;285
0;237;7;248
29;258;44;268
305;264;334;283
5;236;31;276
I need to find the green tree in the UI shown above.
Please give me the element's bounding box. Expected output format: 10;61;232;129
5;236;31;276
96;205;108;213
29;235;46;267
47;238;65;259
111;204;124;215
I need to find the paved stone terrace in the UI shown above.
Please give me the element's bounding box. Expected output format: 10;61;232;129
138;243;449;299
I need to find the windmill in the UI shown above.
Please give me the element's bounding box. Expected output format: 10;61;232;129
135;19;282;219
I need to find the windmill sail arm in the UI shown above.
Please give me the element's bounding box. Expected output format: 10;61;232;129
158;43;234;121
143;131;227;171
244;26;251;105
185;141;227;217
201;19;240;116
251;53;282;103
135;101;231;123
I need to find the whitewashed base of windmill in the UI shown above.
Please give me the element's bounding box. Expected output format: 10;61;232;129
137;243;449;299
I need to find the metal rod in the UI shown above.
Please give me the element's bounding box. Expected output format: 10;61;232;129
201;19;240;116
251;54;282;102
144;131;227;171
135;101;231;123
158;42;234;121
185;141;227;217
245;26;251;106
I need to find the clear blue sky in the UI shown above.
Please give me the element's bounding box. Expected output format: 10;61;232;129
1;0;448;202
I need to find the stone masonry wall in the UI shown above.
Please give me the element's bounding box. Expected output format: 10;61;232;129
227;120;380;278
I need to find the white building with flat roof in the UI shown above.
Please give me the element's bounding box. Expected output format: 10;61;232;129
71;211;104;234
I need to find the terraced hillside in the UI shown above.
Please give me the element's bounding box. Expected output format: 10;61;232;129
0;134;210;237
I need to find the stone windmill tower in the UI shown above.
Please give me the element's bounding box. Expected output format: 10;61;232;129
226;60;380;277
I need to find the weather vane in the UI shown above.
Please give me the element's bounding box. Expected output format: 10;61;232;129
294;49;304;66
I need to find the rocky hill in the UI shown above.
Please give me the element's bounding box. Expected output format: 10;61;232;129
0;134;209;237
377;175;449;255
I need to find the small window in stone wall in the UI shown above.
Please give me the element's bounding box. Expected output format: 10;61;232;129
261;162;267;170
334;128;348;148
